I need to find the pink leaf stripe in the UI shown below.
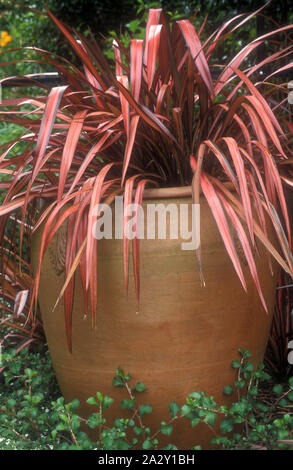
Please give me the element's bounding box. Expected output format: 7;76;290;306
221;137;254;245
34;85;68;163
122;115;140;185
132;179;150;311
177;20;214;99
146;24;162;90
201;172;247;291
130;39;143;102
217;191;267;312
58;109;88;202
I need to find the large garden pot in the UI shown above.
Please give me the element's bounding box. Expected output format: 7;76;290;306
32;188;277;449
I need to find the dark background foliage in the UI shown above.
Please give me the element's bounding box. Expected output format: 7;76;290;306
0;0;292;71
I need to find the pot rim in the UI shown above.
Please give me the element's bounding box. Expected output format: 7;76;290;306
143;181;234;200
143;186;192;200
36;182;234;208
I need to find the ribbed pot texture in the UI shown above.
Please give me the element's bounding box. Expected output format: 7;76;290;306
32;191;277;449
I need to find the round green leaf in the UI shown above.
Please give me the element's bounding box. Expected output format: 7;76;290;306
139;404;152;417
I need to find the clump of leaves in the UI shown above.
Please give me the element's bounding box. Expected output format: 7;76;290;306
183;348;293;449
0;5;293;351
0;346;180;450
0;346;292;450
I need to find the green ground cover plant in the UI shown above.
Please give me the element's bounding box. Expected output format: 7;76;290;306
0;346;292;450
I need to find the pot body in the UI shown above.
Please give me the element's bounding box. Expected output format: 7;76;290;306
32;194;277;449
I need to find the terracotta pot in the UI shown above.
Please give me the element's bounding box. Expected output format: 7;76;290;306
32;188;277;449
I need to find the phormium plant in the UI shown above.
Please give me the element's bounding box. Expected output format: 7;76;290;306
0;5;292;349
